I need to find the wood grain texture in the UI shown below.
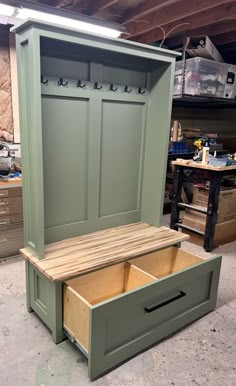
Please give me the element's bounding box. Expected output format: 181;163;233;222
134;2;236;44
66;263;125;305
124;264;156;291
0;180;22;188
125;0;233;38
172;159;236;171
63;284;90;352
20;223;189;282
131;247;203;278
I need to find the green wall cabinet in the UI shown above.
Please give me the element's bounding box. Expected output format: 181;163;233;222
13;20;221;380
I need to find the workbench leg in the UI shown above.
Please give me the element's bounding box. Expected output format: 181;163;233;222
50;281;65;344
25;260;33;313
170;166;184;230
204;172;222;252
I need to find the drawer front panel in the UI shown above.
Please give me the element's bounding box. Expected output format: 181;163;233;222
0;196;23;216
104;271;210;355
89;255;221;380
0;214;23;227
0;187;22;197
0;226;24;258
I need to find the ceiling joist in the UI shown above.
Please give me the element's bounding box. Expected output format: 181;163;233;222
121;0;181;24
166;20;236;48
125;0;234;39
86;0;119;16
134;2;236;44
212;30;236;46
1;0;236;63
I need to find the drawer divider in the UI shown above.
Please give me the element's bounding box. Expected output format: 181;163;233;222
123;263;157;292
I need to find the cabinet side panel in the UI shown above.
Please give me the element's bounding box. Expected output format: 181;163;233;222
16;30;45;258
141;62;175;226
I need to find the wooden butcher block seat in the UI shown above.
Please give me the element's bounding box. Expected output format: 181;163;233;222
20;222;189;282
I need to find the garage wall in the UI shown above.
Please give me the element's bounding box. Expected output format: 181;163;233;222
9;33;20;143
0;26;14;141
172;106;236;135
172;106;236;153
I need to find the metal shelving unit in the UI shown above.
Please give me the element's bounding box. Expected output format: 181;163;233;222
173;94;236;109
173;39;236;109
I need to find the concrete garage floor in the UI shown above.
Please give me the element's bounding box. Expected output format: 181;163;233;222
0;217;236;386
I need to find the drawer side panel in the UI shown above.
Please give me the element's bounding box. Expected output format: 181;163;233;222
63;285;90;353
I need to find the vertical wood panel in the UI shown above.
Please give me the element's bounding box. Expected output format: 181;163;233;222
16;29;45;258
141;62;174;226
42;96;89;228
99;100;144;217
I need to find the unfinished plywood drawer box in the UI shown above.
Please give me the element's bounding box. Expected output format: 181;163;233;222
63;246;221;379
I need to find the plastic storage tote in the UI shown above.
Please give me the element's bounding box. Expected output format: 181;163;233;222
174;57;229;98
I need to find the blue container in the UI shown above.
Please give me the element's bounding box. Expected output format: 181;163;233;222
170;141;188;154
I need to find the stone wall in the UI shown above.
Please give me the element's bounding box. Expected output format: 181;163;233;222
0;26;14;142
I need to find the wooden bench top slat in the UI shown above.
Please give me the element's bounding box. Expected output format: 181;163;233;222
20;223;189;282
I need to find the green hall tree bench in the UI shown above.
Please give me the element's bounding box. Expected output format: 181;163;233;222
13;20;222;380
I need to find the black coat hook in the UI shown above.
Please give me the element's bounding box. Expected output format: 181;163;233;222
138;87;145;94
41;75;48;84
109;83;117;92
76;80;86;88
124;85;132;93
58;77;68;87
94;82;102;90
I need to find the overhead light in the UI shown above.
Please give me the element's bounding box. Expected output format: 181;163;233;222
0;3;14;16
16;8;121;37
0;2;122;38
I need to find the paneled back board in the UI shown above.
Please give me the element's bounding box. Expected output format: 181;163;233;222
13;20;180;259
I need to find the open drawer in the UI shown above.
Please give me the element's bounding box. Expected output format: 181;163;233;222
63;246;221;380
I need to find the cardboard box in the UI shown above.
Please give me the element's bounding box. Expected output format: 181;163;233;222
182;210;236;247
186;36;224;63
193;185;236;223
164;183;172;204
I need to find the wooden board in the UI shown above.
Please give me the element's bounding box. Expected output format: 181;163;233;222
20;223;189;282
124;264;156;291
66;263;125;305
0;179;22;188
172;159;236;171
131;246;202;278
63;285;90;353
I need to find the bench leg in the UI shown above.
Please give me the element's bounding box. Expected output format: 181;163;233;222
50;281;65;344
204;172;222;252
25;261;65;343
25;260;33;313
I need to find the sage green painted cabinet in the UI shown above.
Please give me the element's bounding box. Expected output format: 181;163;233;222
14;19;179;257
13;20;221;380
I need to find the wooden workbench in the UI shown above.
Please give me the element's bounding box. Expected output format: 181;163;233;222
170;159;236;251
172;159;236;171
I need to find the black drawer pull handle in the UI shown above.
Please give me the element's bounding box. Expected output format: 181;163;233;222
145;291;186;313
